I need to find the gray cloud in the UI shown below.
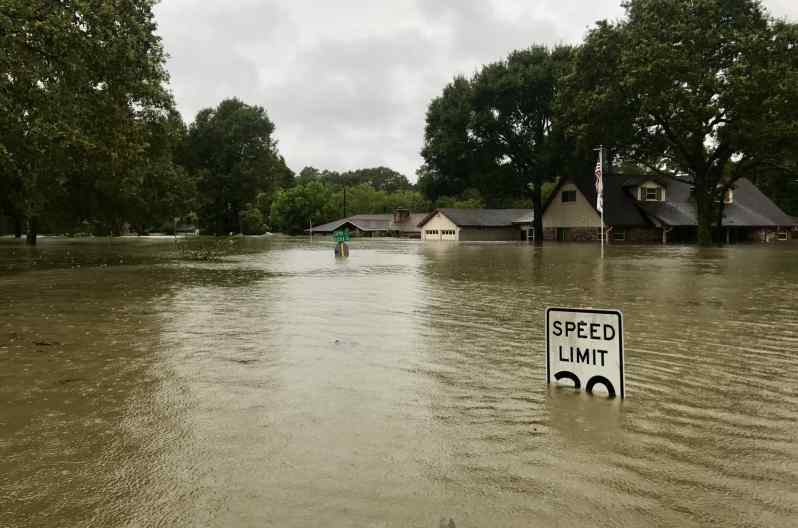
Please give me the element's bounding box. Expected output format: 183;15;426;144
154;0;798;180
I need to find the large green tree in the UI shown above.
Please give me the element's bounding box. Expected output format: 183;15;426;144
419;77;483;201
270;180;334;235
566;0;798;245
421;47;574;242
182;98;293;235
0;0;175;243
470;46;574;243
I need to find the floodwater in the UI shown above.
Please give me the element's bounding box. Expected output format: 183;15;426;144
2;236;798;528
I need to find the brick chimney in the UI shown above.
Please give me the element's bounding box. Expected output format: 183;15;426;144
393;208;410;224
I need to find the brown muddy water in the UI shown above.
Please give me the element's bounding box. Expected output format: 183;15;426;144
1;236;798;527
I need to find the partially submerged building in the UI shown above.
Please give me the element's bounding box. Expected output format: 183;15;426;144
310;207;534;241
309;176;794;244
416;208;533;241
541;172;796;243
309;208;428;238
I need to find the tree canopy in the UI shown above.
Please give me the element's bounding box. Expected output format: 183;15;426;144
181;98;293;235
564;0;798;244
420;47;574;242
0;0;178;242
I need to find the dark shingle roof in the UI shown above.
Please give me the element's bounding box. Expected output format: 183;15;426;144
310;213;428;233
557;171;651;227
634;177;794;227
417;208;533;228
545;170;793;228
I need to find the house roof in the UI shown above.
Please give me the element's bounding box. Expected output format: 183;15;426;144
543;170;794;228
417;208;533;228
542;171;652;227
309;213;429;233
634;177;794;227
621;175;672;188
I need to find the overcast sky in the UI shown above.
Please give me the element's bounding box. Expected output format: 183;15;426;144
154;0;798;181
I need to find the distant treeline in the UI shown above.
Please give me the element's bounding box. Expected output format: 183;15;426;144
2;0;797;245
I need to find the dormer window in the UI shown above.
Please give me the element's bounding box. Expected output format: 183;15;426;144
638;183;664;202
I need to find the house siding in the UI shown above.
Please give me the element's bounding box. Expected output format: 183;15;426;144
421;213;459;241
543;183;601;229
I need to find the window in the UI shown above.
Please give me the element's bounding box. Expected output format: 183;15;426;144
562;190;577;203
777;231;788;241
723;189;734;204
641;185;662;201
425;229;438;236
441;229;455;236
613;229;626;241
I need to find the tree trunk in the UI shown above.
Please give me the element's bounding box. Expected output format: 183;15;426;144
25;216;37;245
714;199;727;245
696;200;714;246
532;181;543;246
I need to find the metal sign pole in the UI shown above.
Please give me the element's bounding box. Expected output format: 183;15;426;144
600;146;604;259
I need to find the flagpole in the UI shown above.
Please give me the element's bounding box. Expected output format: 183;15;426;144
600;146;604;259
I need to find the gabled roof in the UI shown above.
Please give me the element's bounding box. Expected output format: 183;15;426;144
309;213;429;233
542;170;794;228
634;177;794;227
417;208;533;228
541;171;651;227
621;175;672;188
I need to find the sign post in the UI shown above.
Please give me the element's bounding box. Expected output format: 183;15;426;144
333;228;350;257
545;307;624;398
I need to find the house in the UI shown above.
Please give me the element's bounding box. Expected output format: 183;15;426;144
416;208;533;241
309;208;429;238
541;171;795;243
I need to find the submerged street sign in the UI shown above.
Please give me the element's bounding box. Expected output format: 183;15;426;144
545;307;625;398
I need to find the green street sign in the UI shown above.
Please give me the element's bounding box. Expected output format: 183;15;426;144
334;229;351;242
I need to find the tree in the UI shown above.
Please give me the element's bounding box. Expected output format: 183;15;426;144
420;77;482;201
0;0;174;243
296;166;323;185
470;46;574;244
421;47;574;242
436;189;486;209
239;204;267;235
270;180;334;235
567;0;798;245
182;98;294;234
124;110;196;234
336;167;412;193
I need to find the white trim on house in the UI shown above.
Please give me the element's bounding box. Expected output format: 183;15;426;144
637;181;666;202
420;212;459;241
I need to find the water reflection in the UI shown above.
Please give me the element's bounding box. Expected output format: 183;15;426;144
1;238;798;527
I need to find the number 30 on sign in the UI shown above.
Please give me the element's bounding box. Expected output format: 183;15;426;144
545;307;625;398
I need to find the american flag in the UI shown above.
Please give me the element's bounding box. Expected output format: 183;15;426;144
594;153;604;213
